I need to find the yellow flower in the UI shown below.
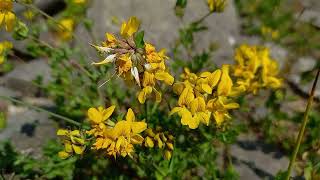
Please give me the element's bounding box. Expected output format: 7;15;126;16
87;106;115;137
91;108;147;158
207;0;226;12
120;16;140;38
232;44;282;94
56;18;74;41
217;65;233;96
57;129;86;159
0;41;12;64
0;0;16;32
207;96;239;126
92;17;174;104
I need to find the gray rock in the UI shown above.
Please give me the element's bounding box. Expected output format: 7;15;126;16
231;134;291;178
3;59;51;96
80;0;240;66
298;10;320;28
0;105;57;158
0;86;22;97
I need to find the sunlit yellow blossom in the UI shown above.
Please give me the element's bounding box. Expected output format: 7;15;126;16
0;0;16;32
57;129;86;159
0;41;12;64
207;96;239;125
56;18;75;41
171;66;239;128
89;107;147;158
86;106;115;137
232;44;282;94
207;0;226;12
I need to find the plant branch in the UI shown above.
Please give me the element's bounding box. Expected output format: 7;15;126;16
285;68;320;180
0;96;81;127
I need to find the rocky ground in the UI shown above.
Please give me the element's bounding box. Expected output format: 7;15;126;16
1;0;320;179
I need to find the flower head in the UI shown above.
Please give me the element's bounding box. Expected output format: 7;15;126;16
207;0;226;12
171;66;239;128
87;107;147;158
57;129;86;159
232;44;282;94
91;16;174;104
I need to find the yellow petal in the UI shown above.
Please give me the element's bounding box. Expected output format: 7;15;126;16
58;151;70;159
131;134;144;144
126;108;135;122
72;144;85;154
217;65;233;96
201;83;212;94
57;129;69;136
173;82;185;95
164;150;172;160
155;71;174;85
166;142;174;150
70;130;80;136
131;121;147;134
138;86;152;104
65;142;73;153
169;107;183;116
145;136;154;148
88;107;103;124
104;105;116;120
208;69;221;87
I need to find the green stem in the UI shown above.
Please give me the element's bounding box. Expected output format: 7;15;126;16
285;68;320;180
0;96;81;127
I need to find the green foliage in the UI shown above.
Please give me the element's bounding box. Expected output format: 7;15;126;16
0;140;76;179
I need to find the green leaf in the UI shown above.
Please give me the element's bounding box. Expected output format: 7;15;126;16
12;20;29;40
134;31;145;49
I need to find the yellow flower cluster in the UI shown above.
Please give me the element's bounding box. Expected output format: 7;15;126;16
144;128;174;160
92;16;174;104
170;65;239;129
87;106;147;158
207;0;226;12
0;41;12;64
232;44;282;94
57;129;86;159
0;0;16;32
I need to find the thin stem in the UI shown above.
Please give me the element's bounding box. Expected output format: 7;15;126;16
194;11;213;25
285;68;320;180
0;96;81;127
